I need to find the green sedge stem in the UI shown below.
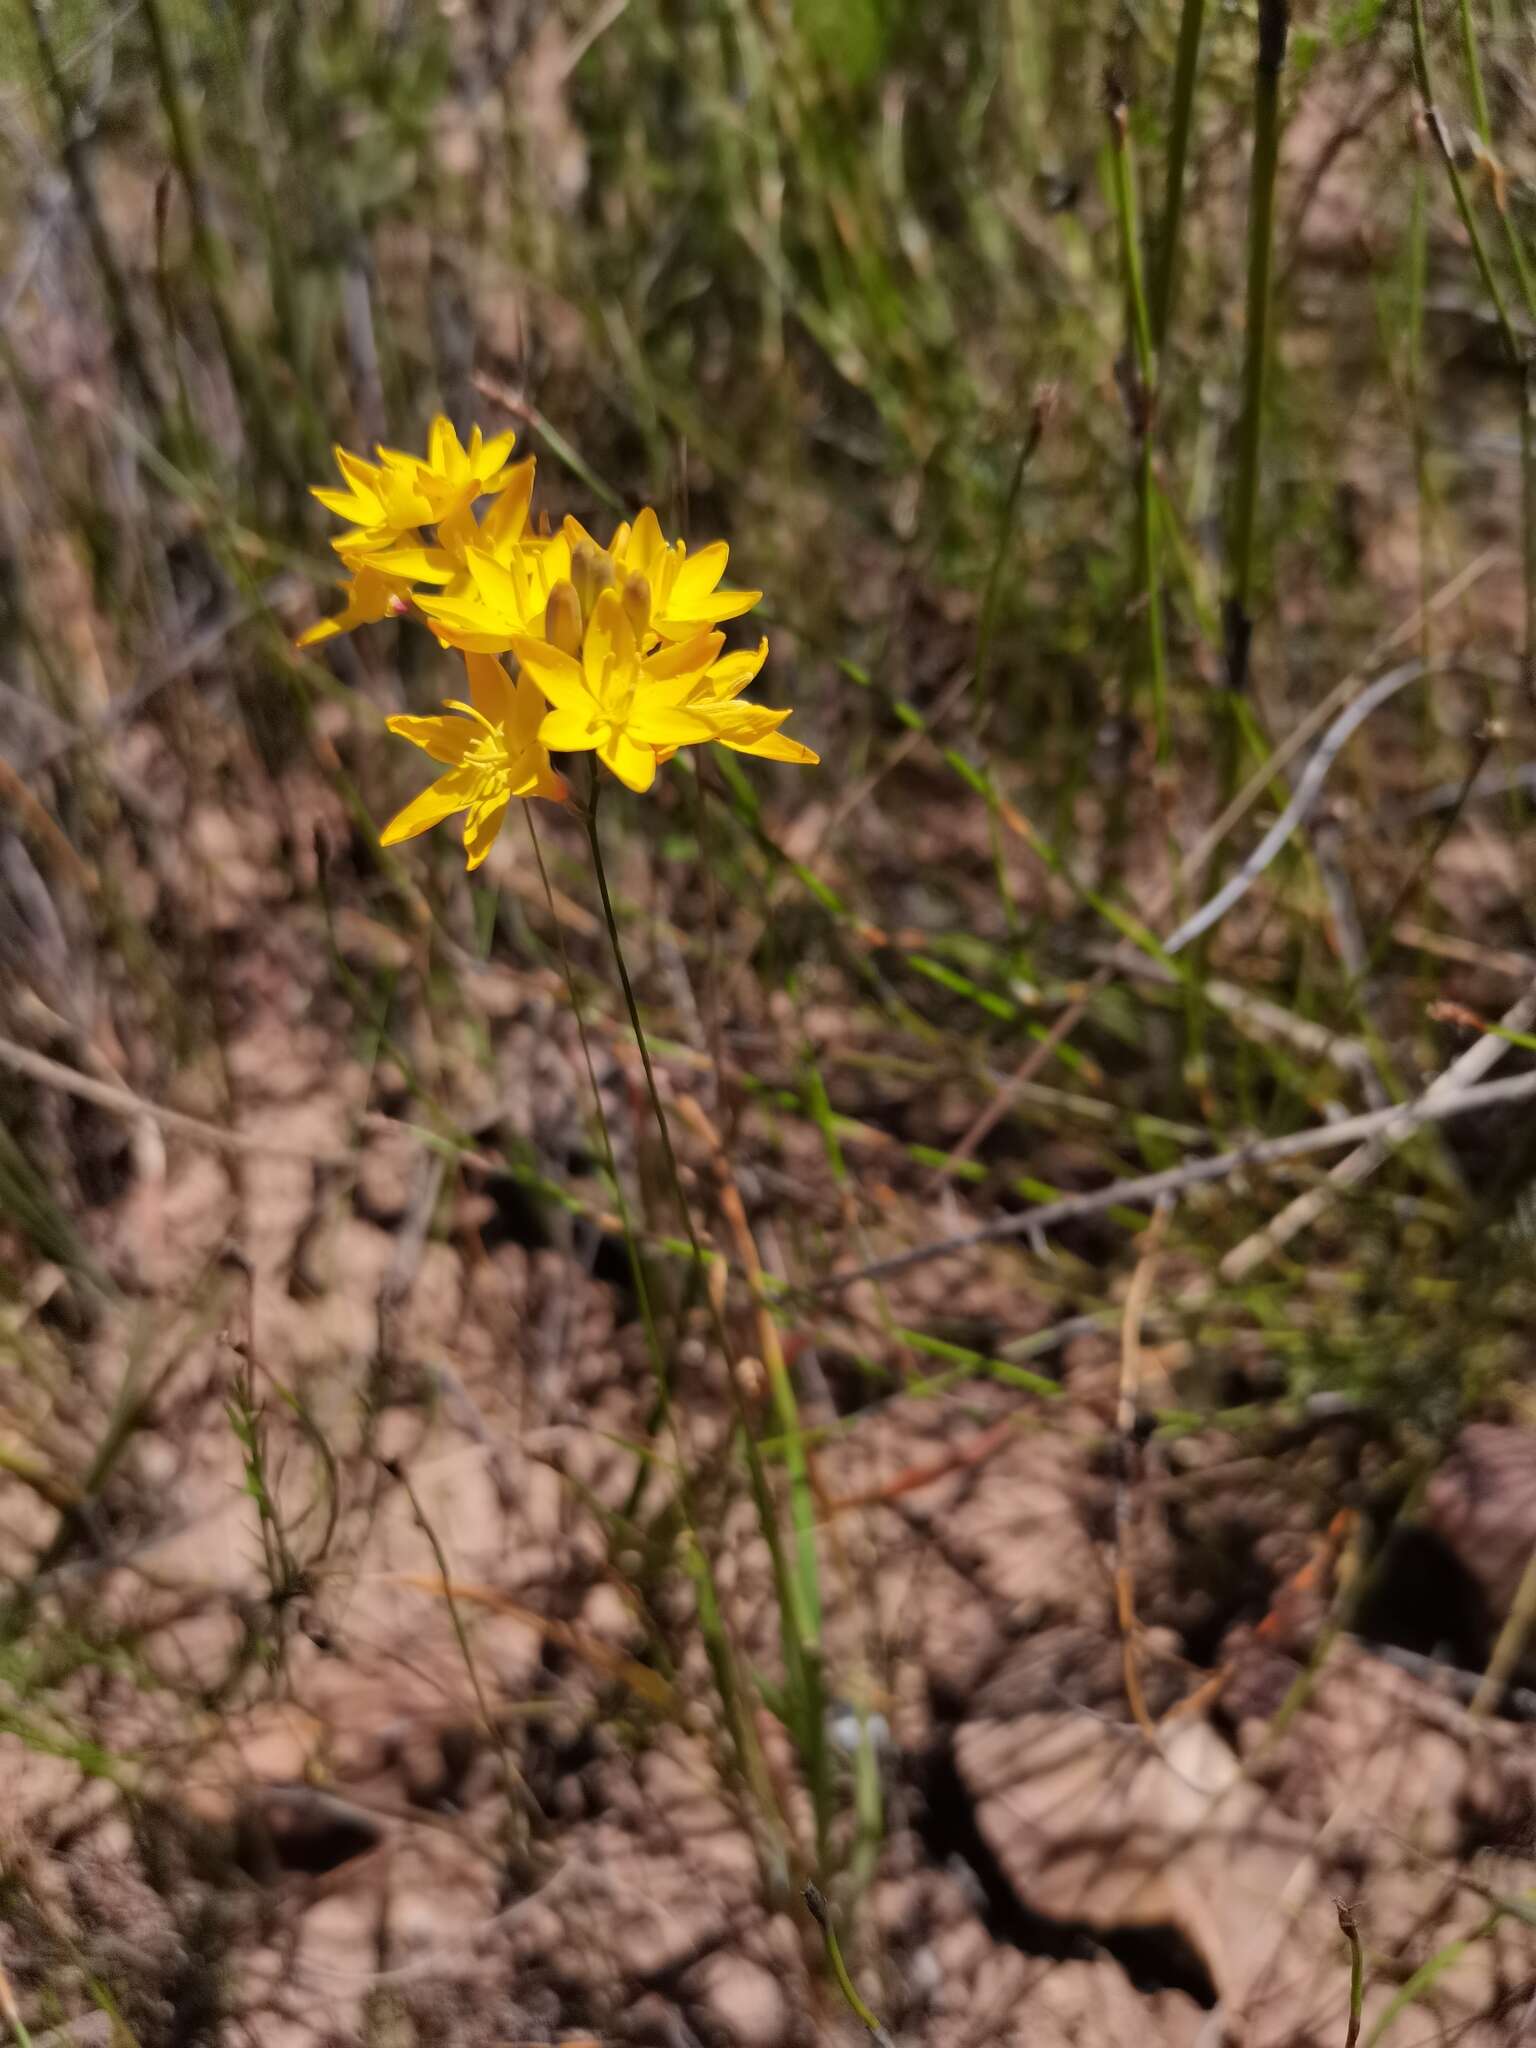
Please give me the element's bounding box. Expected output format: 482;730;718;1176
1225;0;1288;696
525;806;778;1833
1152;0;1207;350
582;772;831;1873
1107;86;1169;757
804;1884;894;2048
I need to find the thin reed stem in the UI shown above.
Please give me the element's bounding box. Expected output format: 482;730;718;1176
523;807;782;1842
1225;0;1289;698
1448;0;1536;703
141;0;295;487
582;774;831;1874
1151;0;1207;351
1408;0;1519;361
1107;81;1169;758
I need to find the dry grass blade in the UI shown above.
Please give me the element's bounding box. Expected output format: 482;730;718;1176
379;1572;676;1712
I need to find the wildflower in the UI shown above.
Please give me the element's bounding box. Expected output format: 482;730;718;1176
414;529;575;652
656;638;819;765
296;562;415;650
367;455;539;590
511;586;815;793
405;417;520;523
563;507;761;643
380;653;567;869
309;417;521;566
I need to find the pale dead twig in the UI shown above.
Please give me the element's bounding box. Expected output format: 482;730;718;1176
1391;918;1534;982
1178;547;1503;890
1162;656;1455;956
940;573;1500;1182
1219;974;1536;1281
816;1064;1536;1292
0;1033;354;1165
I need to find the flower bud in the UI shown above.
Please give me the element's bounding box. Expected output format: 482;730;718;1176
570;539;616;620
621;572;652;640
544;580;584;657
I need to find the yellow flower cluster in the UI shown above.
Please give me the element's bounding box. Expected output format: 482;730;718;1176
300;417;817;867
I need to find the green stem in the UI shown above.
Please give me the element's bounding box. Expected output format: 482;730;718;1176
1225;0;1288;697
583;775;831;1874
524;807;781;1841
1107;84;1170;757
804;1885;894;2048
1449;0;1536;702
141;0;295;486
1152;0;1208;350
1408;0;1519;362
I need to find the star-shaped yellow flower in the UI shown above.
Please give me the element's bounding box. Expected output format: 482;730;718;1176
405;417;520;524
363;455;538;591
380;653;567;869
309;417;521;568
296;562;414;650
413;529;575;653
654;638;819;765
309;443;435;554
563;507;761;643
511;588;814;793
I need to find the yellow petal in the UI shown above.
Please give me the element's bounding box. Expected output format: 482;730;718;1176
476;429;517;477
378;765;482;845
480;458;536;551
511;635;589;712
466;548;537;630
463;791;511;870
642;630;725;685
539;704;600;751
628;704;718;745
582;588;636;702
428;415;461;476
668;541;729;611
600;730;658;793
415;593;509;652
626;507;668;580
465;653;518;730
719;729;820;764
703;638;770;699
654;587;762;639
295;615;345;649
507;667;552;746
385;713;477;765
364;544;456;585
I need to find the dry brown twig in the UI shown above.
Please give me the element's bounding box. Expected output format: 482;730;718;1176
1115;1195;1173;1747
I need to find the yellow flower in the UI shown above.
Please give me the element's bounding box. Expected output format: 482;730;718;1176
364;455;539;591
380;653;567;869
296;562;414;650
413;529;575;653
563;507;761;642
310;417;520;559
405;416;520;523
655;638;820;765
511;587;815;794
310;444;435;554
